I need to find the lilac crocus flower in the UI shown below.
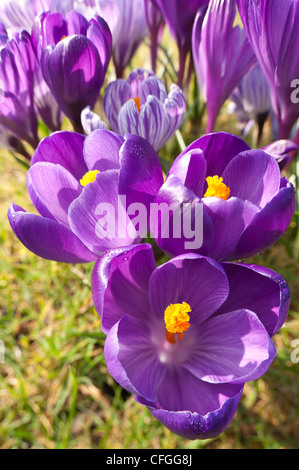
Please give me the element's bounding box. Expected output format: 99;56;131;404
8;130;163;263
155;0;209;88
237;0;299;140
91;243;290;439
34;11;112;131
152;132;296;262
96;0;149;79
229;64;271;143
0;30;39;149
192;0;257;133
103;68;186;152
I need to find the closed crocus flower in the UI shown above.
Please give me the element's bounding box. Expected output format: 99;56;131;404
152;132;296;262
155;0;209;88
91;243;290;439
103;68;186;152
0;30;39;149
192;0;257;133
35;11;112;131
8;130;163;263
237;0;299;140
96;0;149;79
229;64;272;143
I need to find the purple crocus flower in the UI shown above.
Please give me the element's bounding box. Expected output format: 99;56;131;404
96;0;149;79
155;0;209;88
192;0;257;133
8;130;163;263
103;68;186;152
144;0;165;73
34;10;112;131
152;132;296;262
237;0;299;140
229;64;271;143
0;30;39;149
91;243;290;439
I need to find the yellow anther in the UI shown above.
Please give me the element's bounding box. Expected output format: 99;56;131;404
204;175;230;200
164;302;191;344
80;170;100;187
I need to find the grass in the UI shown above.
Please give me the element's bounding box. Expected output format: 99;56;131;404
1;36;299;450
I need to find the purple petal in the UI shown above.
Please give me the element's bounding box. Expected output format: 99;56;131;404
8;203;97;264
184;309;276;384
91;244;156;334
168;147;207;197
106;314;166;402
137;375;243;439
31;131;87;181
203;197;259;262
103;79;132;133
118;134;164;209
218;262;291;337
28;162;82;227
68;170;138;254
233;182;296;260
222;150;281;208
83;128;124;171
176;132;251;178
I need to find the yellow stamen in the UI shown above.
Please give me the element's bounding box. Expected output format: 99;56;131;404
128;96;141;113
80;170;100;187
204;175;230;200
164;302;191;344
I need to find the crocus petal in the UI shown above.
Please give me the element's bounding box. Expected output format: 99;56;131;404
83;128;124;171
149;253;229;325
184;309;276;384
218;262;291;337
203;197;259;262
8;203;97;263
68;170;137;254
168;148;207;197
152;174;214;257
176;132;251;178
81;106;108;134
106;314;166;402
103;79;132;133
222;150;281;208
91;244;156;334
31;131;87;181
233;181;296;260
118;134;164;210
136;376;243;440
28;162;82;227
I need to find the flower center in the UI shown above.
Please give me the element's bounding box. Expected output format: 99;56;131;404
164;302;191;344
80;170;100;187
204;175;230;200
